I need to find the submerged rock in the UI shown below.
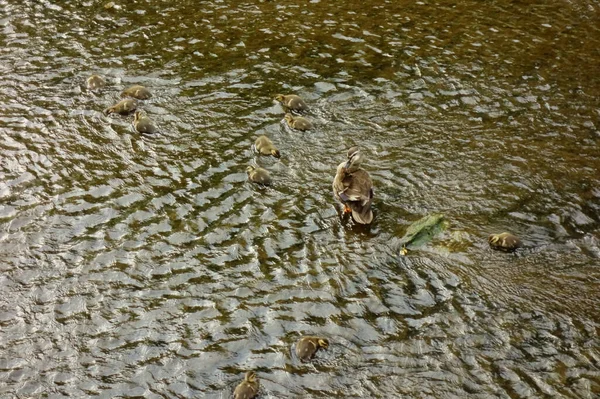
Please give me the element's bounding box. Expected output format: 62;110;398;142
399;214;449;255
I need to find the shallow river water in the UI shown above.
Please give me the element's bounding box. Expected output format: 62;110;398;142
1;0;599;398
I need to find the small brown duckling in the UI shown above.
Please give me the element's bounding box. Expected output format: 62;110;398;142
104;98;138;115
488;232;522;252
254;135;280;158
246;165;272;186
86;74;106;91
284;113;312;131
120;85;152;100
332;146;374;224
233;371;259;399
296;336;329;362
275;94;308;112
132;110;158;134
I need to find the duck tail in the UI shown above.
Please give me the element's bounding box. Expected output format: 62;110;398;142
352;209;373;224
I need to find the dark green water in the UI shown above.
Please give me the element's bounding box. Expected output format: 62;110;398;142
1;0;599;398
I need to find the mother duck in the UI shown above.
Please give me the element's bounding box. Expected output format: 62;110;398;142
332;146;374;224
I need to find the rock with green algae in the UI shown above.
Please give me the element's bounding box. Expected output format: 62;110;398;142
399;214;449;255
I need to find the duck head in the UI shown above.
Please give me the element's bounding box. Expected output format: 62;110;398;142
133;110;145;123
344;146;364;172
245;371;257;383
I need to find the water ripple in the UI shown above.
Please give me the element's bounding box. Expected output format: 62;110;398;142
1;0;599;398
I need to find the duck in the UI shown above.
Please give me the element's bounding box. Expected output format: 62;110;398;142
284;113;312;131
296;336;329;362
247;165;272;186
86;75;106;91
254;135;280;158
132;110;158;134
332;146;374;224
233;371;259;399
104;98;138;115
120;85;152;100
275;94;308;112
488;232;522;252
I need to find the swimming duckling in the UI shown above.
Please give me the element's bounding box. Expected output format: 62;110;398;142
104;98;138;115
86;74;106;91
120;85;152;100
332;146;374;224
233;371;259;399
296;336;329;362
132;110;158;134
284;113;312;131
275;94;308;112
246;165;272;186
254;135;280;158
488;232;522;252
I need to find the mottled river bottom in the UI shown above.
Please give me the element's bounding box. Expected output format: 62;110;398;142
0;0;599;398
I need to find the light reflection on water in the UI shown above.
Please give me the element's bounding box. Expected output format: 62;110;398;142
0;0;599;398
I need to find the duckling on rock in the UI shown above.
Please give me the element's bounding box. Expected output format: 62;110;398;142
233;371;259;399
120;85;152;100
296;336;329;362
284;113;312;131
275;94;308;112
132;110;158;134
254;135;280;158
488;232;522;252
332;146;374;224
104;98;138;115
86;74;106;91
246;165;272;186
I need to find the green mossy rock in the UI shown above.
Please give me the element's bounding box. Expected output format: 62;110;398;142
399;214;449;255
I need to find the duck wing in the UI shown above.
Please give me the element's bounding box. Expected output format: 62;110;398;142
338;170;373;205
338;169;374;224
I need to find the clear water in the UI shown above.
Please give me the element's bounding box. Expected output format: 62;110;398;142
0;0;599;398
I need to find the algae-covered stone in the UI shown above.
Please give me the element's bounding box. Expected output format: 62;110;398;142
399;214;449;255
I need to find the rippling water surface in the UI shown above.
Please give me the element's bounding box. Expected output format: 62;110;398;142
1;0;599;398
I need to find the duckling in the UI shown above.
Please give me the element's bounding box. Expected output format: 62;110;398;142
247;165;272;186
488;232;522;252
295;336;329;362
284;113;312;131
332;146;374;224
233;371;259;399
86;74;106;91
132;110;158;134
254;135;280;158
120;85;152;100
275;94;308;112
104;98;138;115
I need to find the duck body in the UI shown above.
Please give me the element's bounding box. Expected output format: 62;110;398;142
296;336;329;362
488;232;522;252
104;98;138;115
254;135;280;158
86;74;106;91
121;85;152;100
247;166;272;186
275;94;308;112
233;371;259;399
284;113;312;131
332;147;374;224
133;110;157;134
